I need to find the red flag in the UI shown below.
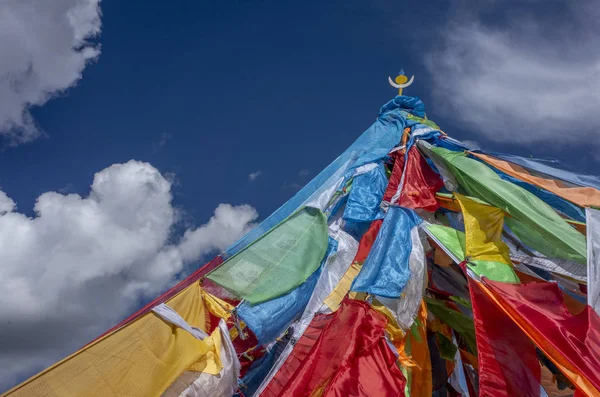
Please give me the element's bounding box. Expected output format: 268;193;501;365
354;219;383;264
384;147;443;211
263;300;405;397
383;152;405;203
263;314;331;396
486;279;600;395
468;277;541;397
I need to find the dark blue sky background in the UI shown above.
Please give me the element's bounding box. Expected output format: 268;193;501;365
0;0;595;235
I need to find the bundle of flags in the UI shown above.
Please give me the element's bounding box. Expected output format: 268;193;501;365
5;95;600;397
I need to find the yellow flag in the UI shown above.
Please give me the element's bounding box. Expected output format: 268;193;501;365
455;193;511;264
323;262;362;312
4;282;223;397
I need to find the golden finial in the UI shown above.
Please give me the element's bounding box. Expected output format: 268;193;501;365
388;70;415;96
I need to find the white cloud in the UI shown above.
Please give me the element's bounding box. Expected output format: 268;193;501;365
0;0;101;143
248;171;262;181
298;169;309;177
0;160;258;390
0;191;15;214
425;2;600;145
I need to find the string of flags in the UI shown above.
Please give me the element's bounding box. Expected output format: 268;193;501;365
4;73;600;397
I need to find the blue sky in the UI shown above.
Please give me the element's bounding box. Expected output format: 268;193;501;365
1;0;599;390
2;1;598;219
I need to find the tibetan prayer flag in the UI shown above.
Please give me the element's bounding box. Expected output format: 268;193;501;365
352;206;422;298
485;279;600;395
468;277;541;397
208;207;329;304
455;193;511;264
343;162;387;222
472;152;600;208
263;300;406;397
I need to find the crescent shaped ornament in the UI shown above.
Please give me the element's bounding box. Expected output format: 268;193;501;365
388;75;415;89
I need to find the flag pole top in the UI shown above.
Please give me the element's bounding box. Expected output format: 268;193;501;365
388;70;414;96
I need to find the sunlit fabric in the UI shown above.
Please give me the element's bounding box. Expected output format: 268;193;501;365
4;283;221;397
489;152;600;191
303;223;359;313
484;279;600;395
586;208;600;316
507;244;587;282
468;277;540;397
369;299;406;350
352;206;422;298
490;165;586;222
430;146;587;264
377;225;428;330
251;221;360;396
323;220;382;311
261;313;332;396
455;193;511;264
237;238;336;344
262;300;406;397
208;207;329;304
343;161;387;222
162;320;241;397
472;152;600;208
425;224;519;283
418;140;460;192
389;146;444;210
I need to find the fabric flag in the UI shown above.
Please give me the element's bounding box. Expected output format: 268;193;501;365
406;301;433;397
207;206;329;304
489;151;600;191
484;279;600;396
343;161;387;222
468;277;541;397
237;333;292;397
586;208;600;316
424;296;477;355
251;221;360;396
352;206;422;298
296;222;359;319
237;238;336;344
323;219;382;311
383;151;404;203
430;146;587;264
425;224;519;283
388;146;444;211
454;193;511;264
377;224;428;330
4;283;223;397
471;152;600;208
162;319;241;397
417;140;460;192
494;167;586;223
262;300;406;397
448;334;471;397
261;313;332;397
